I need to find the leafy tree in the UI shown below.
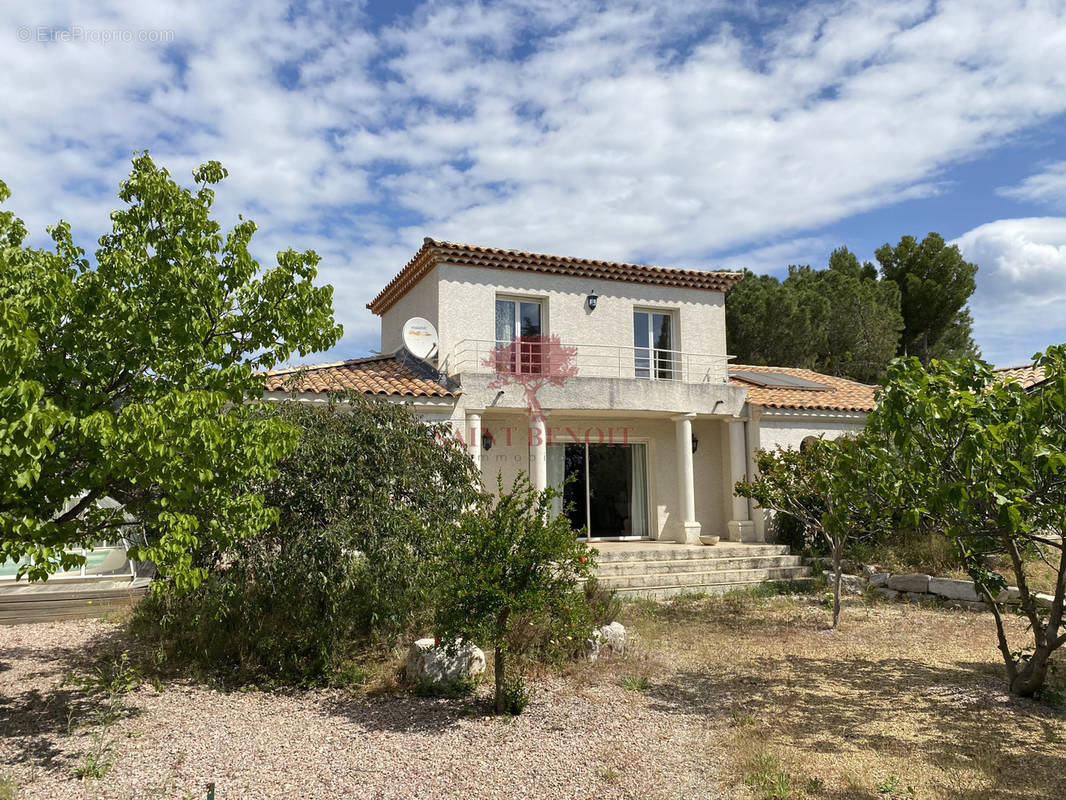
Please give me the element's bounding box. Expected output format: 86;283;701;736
133;398;481;683
736;436;886;628
0;155;341;588
875;233;978;364
435;476;594;713
726;247;902;383
864;349;1066;697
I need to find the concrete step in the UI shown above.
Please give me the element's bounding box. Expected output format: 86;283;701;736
614;577;813;599
596;565;811;590
592;544;790;563
595;554;805;576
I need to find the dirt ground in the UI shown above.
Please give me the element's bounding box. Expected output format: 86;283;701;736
1;592;1063;800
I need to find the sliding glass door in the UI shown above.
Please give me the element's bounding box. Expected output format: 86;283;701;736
548;442;649;540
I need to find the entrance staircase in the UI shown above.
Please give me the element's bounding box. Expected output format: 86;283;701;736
592;541;809;598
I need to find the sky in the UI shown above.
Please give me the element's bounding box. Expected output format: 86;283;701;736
2;0;1066;368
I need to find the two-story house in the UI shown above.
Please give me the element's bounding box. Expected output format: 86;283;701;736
265;239;875;546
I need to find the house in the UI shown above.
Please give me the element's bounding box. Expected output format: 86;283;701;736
265;239;875;545
994;363;1048;391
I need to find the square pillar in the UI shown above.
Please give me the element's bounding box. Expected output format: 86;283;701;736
529;415;548;492
726;419;755;542
672;413;701;544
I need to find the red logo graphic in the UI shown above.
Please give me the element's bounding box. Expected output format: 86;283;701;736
484;334;578;420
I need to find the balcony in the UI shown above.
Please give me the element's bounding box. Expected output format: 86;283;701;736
447;338;732;385
445;338;745;416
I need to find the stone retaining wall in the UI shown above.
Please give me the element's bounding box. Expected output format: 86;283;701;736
819;560;1055;612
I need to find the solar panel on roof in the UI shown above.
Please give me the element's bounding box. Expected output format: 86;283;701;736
731;370;831;391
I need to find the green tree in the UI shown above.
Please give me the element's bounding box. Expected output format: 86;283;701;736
875;233;978;364
725;270;820;369
0;155;341;588
133;398;482;683
864;349;1066;697
725;247;903;384
736;436;886;628
435;476;594;713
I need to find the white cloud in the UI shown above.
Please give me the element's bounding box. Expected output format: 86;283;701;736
998;162;1066;209
3;0;1066;359
952;217;1066;365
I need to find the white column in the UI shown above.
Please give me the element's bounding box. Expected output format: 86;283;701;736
726;419;755;542
746;410;766;542
673;413;701;544
467;409;483;484
529;415;548;491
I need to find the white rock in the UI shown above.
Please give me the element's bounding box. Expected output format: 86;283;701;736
887;573;930;593
874;588;899;600
406;638;485;687
869;573;891;588
928;577;981;602
599;622;627;657
839;574;867;596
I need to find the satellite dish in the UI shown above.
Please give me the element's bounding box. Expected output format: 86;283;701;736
402;317;439;359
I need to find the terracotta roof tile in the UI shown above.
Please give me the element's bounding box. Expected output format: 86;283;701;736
263;354;454;398
367;238;743;315
993;363;1047;389
730;365;877;412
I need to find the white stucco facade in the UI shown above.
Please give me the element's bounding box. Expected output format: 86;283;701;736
358;242;873;545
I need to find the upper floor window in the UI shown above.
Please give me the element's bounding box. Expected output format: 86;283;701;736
495;297;544;374
634;310;676;379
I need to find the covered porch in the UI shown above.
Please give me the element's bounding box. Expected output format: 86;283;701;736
459;408;764;544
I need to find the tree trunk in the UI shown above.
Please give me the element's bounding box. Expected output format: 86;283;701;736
494;607;510;714
1009;645;1052;697
494;646;506;714
831;539;843;629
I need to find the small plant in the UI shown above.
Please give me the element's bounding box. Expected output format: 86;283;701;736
877;775;916;797
502;676;533;715
804;776;824;794
413;674;479;699
329;662;371;688
618;675;650;692
598;764;619;782
73;731;115;780
0;773;17;800
745;751;795;799
730;709;757;727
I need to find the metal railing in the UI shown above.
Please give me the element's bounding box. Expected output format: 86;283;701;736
446;338;732;384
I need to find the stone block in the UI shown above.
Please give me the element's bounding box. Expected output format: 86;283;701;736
928;577;980;602
887;573;930;593
869;573;890;588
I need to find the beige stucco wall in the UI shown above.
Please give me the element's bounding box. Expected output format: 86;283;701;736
379;264;440;355
756;411;867;452
423;262;729;376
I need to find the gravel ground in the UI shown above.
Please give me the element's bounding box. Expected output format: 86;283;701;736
0;620;733;800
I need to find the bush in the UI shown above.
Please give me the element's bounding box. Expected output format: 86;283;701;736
130;398;480;685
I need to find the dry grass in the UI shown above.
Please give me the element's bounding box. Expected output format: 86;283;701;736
615;590;1066;800
2;592;1063;799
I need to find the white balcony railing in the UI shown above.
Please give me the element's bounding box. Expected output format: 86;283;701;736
447;338;732;385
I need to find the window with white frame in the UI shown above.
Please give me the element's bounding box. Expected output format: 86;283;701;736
495;297;545;374
633;309;677;379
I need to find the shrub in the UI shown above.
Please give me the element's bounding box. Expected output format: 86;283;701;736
130;398;480;685
434;475;594;713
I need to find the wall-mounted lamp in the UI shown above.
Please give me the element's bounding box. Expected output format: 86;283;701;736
586;292;599;311
482;432;494;452
691;437;699;454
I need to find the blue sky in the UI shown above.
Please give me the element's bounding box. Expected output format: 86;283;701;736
3;0;1066;367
